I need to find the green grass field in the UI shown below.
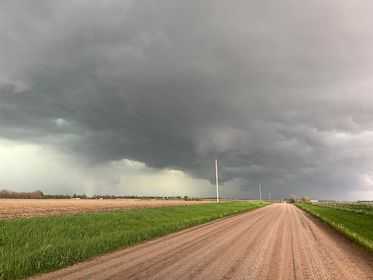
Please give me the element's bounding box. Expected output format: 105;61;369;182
0;201;267;280
296;203;373;252
314;202;373;215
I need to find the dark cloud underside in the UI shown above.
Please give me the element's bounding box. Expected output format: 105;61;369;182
1;0;373;199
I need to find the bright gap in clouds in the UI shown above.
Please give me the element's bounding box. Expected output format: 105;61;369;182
0;138;243;197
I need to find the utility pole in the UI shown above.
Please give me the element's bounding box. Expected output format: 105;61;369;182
215;160;220;203
268;192;271;200
259;184;262;201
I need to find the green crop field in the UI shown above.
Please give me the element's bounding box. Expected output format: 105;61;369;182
296;202;373;252
0;201;268;280
314;202;373;215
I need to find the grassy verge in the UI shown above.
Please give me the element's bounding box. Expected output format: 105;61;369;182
0;201;268;280
296;203;373;252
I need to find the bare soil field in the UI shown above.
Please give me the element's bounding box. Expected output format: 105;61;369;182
0;199;210;219
32;203;373;280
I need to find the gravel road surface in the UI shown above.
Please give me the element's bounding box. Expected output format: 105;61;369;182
32;203;373;280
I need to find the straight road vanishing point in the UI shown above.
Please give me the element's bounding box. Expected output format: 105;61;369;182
32;203;373;280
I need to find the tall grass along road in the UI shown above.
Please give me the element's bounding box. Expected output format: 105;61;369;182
0;201;267;280
297;202;373;251
32;203;373;280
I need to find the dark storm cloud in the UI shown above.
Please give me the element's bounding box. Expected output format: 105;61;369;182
1;0;373;199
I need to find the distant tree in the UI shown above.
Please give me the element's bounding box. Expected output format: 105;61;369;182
301;196;310;203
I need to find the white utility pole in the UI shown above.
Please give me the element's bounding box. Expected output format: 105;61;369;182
215;159;220;203
259;184;262;200
268;192;271;200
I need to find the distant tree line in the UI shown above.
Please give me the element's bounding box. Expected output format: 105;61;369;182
0;190;75;199
0;190;198;201
284;196;311;204
0;190;45;199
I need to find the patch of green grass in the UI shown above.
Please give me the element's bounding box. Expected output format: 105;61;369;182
296;203;373;252
0;201;268;280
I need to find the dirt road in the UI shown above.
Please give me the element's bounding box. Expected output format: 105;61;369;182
32;203;373;280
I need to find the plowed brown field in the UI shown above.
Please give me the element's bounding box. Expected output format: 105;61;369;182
0;199;209;219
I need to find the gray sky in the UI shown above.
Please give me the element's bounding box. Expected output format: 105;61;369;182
1;0;373;200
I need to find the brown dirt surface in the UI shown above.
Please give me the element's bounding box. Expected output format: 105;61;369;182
31;203;373;280
0;198;210;219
